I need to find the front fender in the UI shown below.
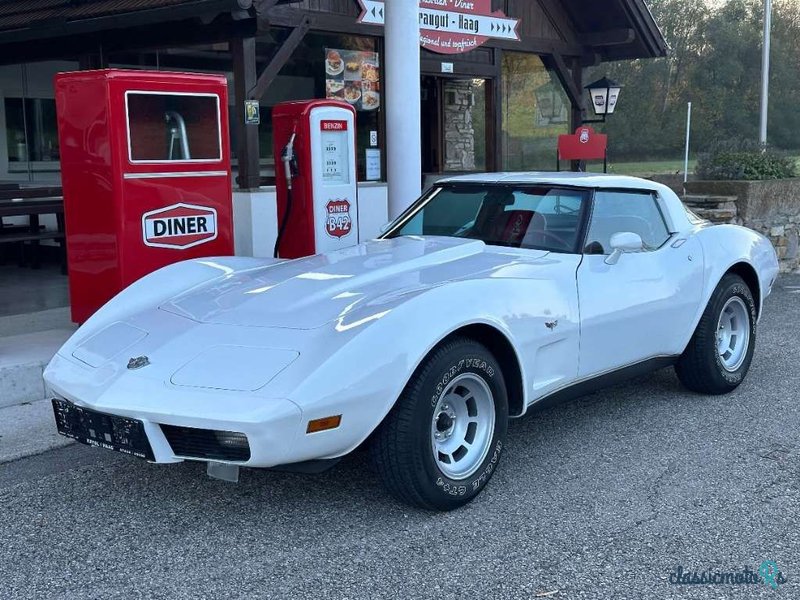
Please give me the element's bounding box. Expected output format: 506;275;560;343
280;274;579;462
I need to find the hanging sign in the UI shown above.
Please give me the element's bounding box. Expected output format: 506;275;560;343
356;0;521;55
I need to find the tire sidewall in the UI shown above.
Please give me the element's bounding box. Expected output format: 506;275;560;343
412;343;509;508
708;277;757;387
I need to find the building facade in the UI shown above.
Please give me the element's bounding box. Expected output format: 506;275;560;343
0;0;666;249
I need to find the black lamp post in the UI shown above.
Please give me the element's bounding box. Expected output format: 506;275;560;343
583;76;622;123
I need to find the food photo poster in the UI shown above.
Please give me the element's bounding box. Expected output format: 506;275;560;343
325;48;380;112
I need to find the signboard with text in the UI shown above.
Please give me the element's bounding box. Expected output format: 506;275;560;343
357;0;521;55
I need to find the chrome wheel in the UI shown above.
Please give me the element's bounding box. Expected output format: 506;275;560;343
716;296;750;372
431;373;496;480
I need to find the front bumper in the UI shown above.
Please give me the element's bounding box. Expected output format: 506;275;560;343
45;353;304;467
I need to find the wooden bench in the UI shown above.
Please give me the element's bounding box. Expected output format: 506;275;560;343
0;194;66;270
0;231;65;244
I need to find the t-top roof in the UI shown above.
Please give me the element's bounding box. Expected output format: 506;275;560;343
436;172;673;194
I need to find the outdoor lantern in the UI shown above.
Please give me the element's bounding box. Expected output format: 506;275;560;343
534;81;565;122
585;76;622;119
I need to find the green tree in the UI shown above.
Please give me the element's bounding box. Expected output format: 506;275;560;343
590;0;800;164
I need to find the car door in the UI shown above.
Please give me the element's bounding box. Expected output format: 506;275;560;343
576;189;704;378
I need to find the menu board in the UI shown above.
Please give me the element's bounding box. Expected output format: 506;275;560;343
320;122;350;185
325;48;381;112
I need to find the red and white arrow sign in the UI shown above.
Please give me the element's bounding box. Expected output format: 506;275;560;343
357;0;521;54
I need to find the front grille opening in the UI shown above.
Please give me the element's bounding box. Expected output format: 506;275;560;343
160;424;251;462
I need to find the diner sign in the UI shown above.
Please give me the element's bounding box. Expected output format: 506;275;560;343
357;0;521;55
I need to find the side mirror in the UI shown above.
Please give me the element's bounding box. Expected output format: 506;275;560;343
605;231;643;265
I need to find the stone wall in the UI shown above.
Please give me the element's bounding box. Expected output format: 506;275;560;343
443;80;476;171
685;179;800;273
647;173;698;196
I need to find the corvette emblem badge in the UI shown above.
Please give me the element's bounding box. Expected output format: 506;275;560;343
545;320;559;330
127;356;150;370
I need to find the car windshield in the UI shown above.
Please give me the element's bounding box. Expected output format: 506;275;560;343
384;184;590;253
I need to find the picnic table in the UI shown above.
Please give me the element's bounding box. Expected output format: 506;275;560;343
0;186;65;269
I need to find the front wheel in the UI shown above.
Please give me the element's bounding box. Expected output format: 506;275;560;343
675;273;757;394
371;337;508;511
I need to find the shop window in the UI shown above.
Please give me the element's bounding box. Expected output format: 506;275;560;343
126;92;221;162
247;30;383;182
501;53;569;171
4;97;59;163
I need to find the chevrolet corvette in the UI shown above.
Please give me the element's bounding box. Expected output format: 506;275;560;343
45;173;779;510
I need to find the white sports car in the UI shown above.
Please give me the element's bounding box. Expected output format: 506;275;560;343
45;173;779;510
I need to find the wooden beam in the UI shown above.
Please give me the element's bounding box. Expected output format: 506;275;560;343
569;56;585;130
253;0;280;11
248;16;310;100
0;0;236;46
266;5;383;36
547;52;582;111
536;0;580;45
569;56;585;171
581;51;602;68
253;0;281;29
231;36;261;190
582;28;636;48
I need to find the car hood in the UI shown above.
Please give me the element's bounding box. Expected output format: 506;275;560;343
160;236;547;329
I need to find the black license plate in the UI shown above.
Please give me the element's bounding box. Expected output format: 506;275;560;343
52;398;155;461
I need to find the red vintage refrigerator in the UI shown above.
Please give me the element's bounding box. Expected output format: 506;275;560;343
55;69;234;323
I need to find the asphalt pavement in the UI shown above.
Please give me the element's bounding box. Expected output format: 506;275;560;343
1;275;799;600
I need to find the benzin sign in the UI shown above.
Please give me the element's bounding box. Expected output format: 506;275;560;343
357;0;520;55
142;203;218;249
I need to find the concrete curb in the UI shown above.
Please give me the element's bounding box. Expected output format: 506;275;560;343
0;328;75;409
0;399;74;464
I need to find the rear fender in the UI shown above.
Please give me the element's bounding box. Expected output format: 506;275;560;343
682;225;778;350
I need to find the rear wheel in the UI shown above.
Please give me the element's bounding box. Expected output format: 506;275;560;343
371;337;508;511
675;274;757;394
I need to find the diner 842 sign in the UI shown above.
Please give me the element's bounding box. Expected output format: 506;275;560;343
357;0;520;55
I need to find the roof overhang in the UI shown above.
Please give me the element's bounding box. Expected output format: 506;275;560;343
563;0;668;61
0;0;667;63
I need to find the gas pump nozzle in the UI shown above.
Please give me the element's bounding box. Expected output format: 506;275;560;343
275;132;298;258
281;132;297;189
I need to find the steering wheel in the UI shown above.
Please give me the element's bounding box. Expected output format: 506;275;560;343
521;228;570;250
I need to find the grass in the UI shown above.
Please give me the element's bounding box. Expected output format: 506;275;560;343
585;156;800;177
584;158;696;177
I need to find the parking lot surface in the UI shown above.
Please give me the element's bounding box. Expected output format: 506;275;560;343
1;275;799;599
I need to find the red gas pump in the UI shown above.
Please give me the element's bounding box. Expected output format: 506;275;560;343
272;100;359;259
55;69;234;323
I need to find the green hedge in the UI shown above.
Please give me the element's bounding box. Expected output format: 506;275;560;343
696;140;797;181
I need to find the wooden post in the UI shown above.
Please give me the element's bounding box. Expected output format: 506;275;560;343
78;46;107;70
569;57;584;172
231;37;261;190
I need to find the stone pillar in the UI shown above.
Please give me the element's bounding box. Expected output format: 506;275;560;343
443;80;476;171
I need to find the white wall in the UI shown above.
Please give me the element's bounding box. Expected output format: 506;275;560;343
233;183;389;258
357;182;390;240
